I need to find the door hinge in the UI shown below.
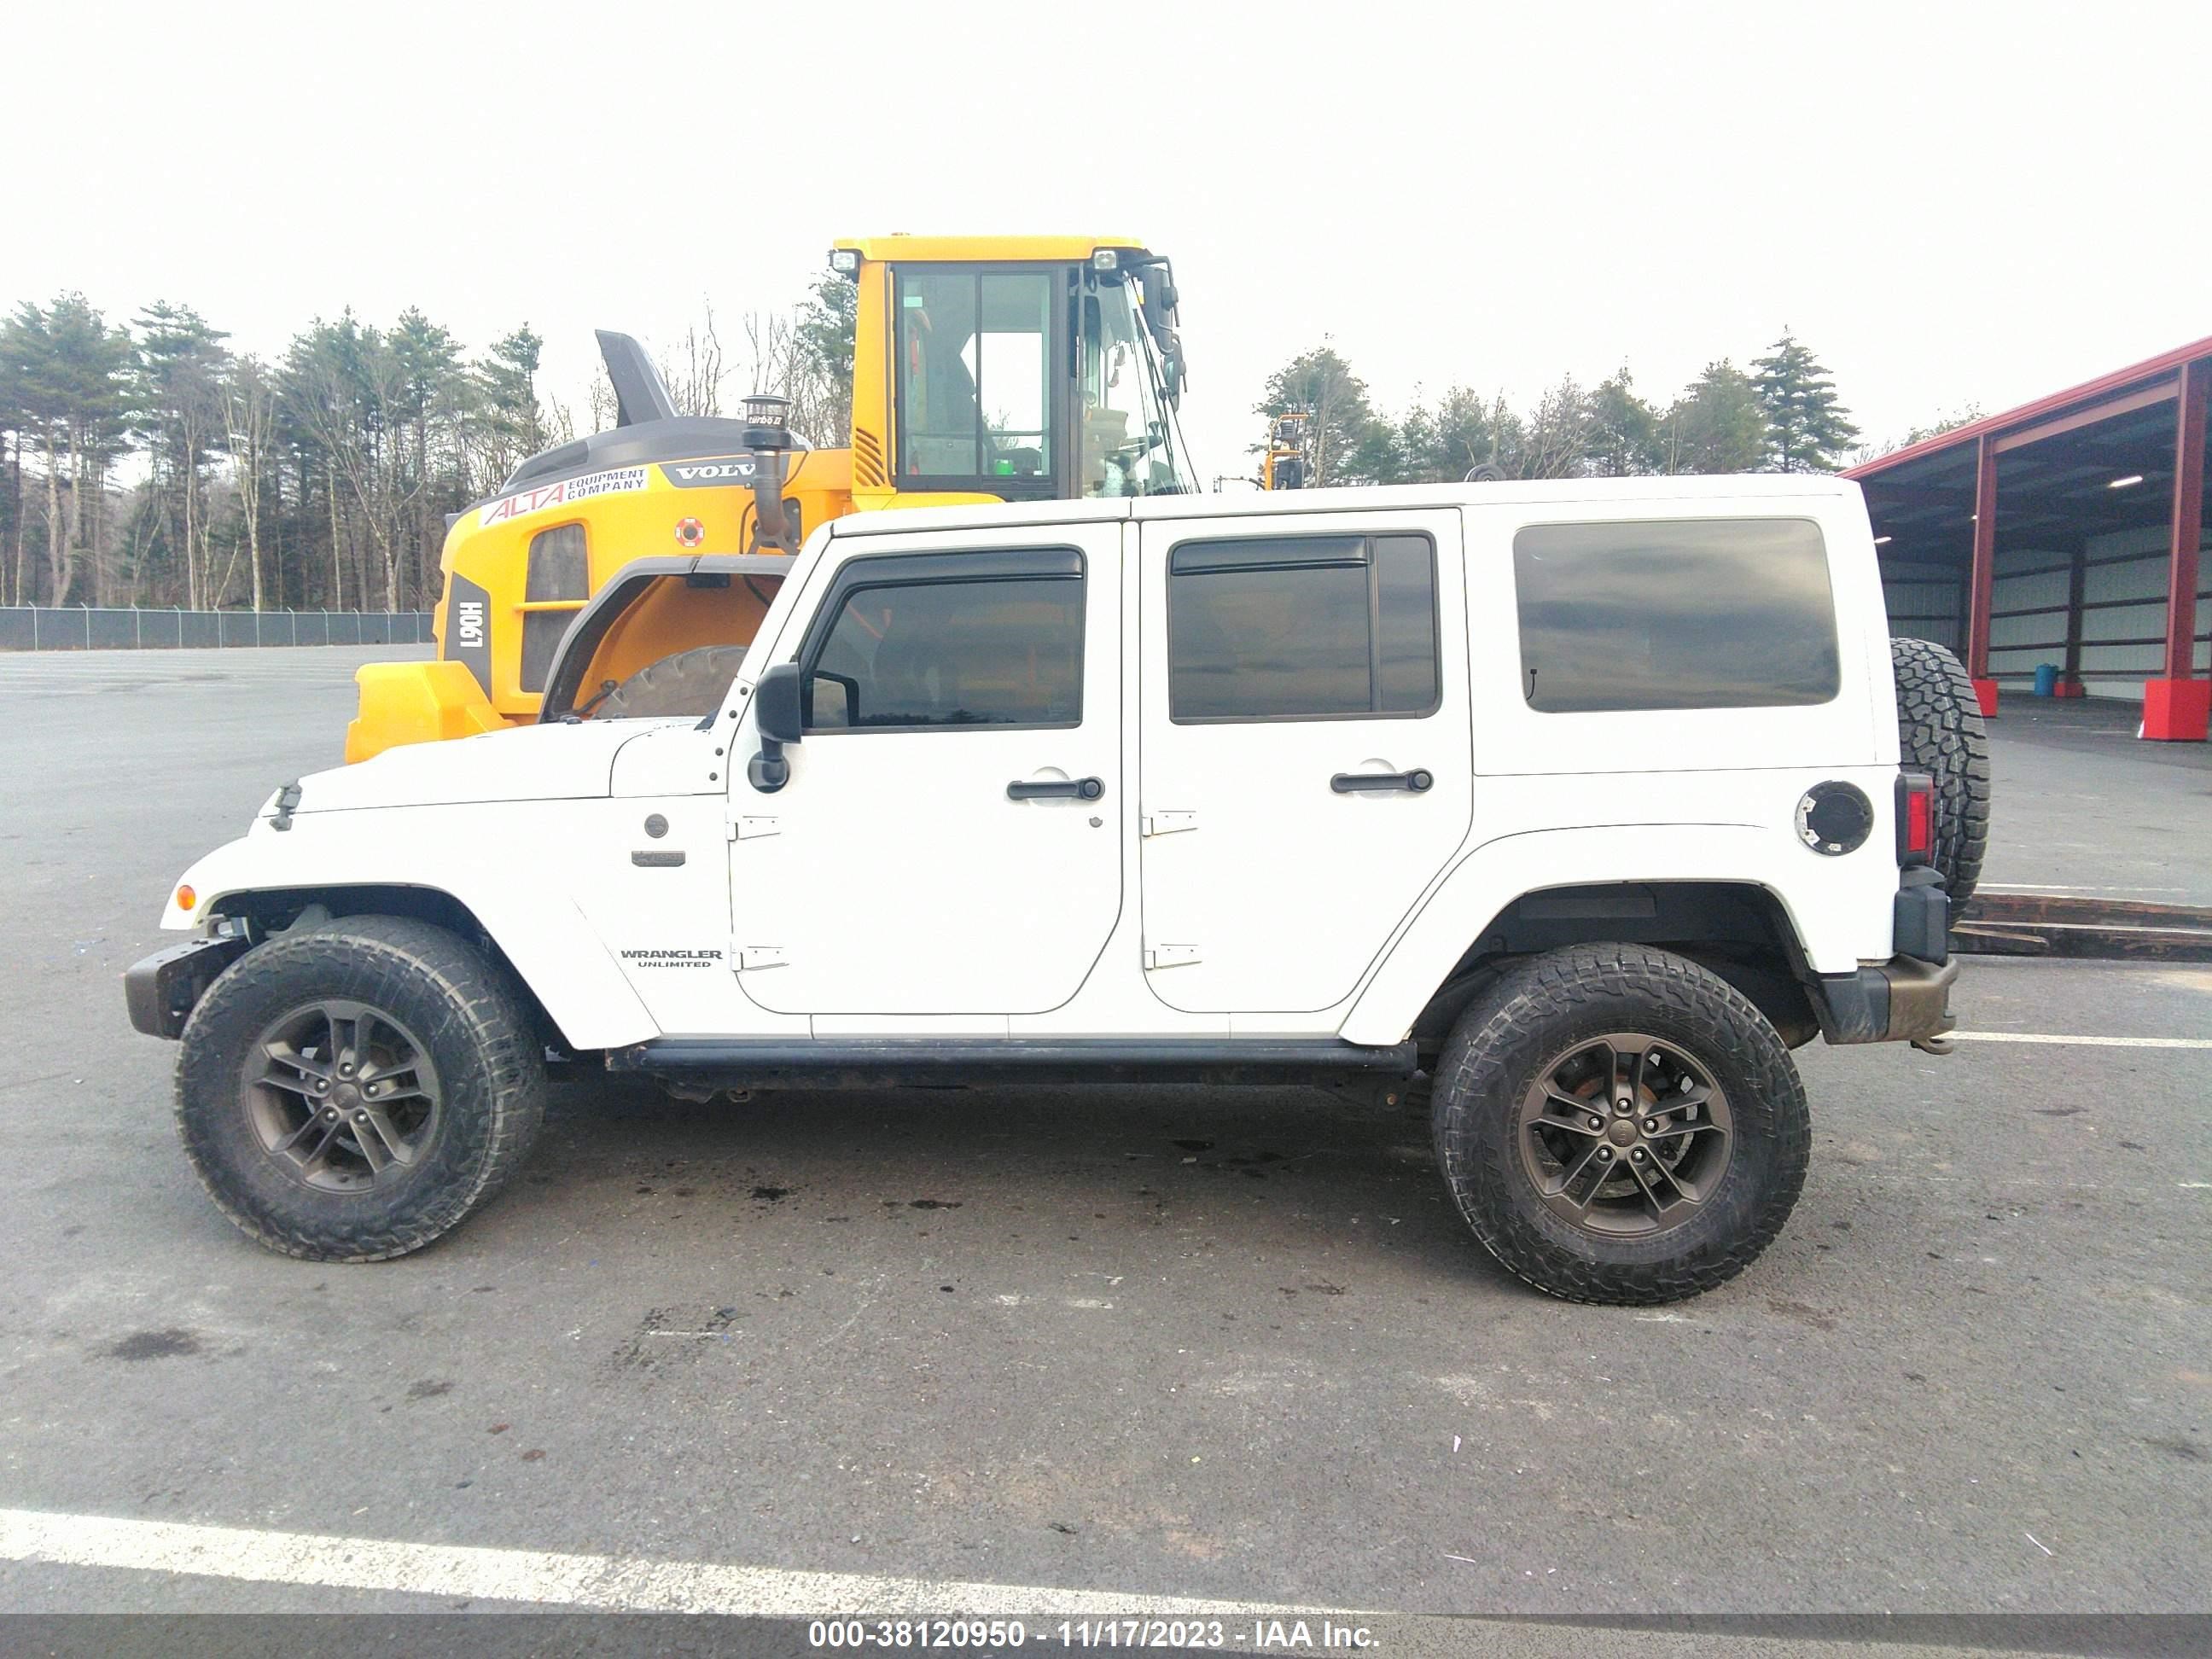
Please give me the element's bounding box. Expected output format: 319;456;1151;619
1144;943;1202;970
734;945;787;971
728;815;780;841
1142;809;1196;837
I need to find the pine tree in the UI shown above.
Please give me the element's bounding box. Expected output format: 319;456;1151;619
390;310;464;608
478;325;545;463
11;295;134;604
1751;331;1859;473
1662;360;1770;474
1255;345;1387;486
134;301;231;606
794;272;857;443
1582;370;1661;476
1394;386;1496;483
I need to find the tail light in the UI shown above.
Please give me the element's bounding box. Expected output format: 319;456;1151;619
1896;771;1934;865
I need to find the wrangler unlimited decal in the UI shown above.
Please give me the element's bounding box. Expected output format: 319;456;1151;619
619;947;725;969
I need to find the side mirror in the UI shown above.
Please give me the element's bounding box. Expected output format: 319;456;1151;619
748;662;803;792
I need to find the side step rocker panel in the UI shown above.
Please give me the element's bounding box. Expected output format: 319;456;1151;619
608;1037;1419;1091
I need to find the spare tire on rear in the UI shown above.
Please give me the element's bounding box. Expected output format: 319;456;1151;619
592;644;749;719
1889;636;1991;905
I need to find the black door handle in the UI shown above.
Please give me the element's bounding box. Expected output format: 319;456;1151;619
1331;769;1434;794
1008;777;1104;800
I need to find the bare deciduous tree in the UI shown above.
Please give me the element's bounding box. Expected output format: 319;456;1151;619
224;356;276;611
661;302;726;418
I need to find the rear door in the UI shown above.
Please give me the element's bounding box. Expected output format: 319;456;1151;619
1136;508;1474;1015
730;522;1122;1017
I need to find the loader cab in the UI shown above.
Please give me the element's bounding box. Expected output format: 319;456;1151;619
840;237;1191;504
346;234;1196;765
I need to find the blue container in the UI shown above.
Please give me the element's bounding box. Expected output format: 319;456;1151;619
2033;663;2060;696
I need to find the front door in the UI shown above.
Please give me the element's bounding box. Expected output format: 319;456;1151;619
1136;509;1474;1014
731;525;1122;1017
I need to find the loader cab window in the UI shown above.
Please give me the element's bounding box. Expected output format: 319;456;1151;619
894;268;1060;499
1080;271;1187;498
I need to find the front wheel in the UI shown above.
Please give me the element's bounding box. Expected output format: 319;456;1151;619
174;917;546;1261
1431;946;1809;1305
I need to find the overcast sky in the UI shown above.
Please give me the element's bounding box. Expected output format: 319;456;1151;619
15;1;2211;478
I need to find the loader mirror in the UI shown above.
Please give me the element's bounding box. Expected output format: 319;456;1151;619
748;663;804;792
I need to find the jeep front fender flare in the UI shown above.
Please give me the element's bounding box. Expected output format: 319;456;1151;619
160;832;656;1051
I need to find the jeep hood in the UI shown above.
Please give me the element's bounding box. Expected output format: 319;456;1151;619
283;719;669;815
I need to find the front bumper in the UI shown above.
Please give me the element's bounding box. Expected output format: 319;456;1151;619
124;934;250;1039
1810;954;1960;1047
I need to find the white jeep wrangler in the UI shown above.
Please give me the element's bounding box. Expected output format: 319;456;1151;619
129;477;1985;1305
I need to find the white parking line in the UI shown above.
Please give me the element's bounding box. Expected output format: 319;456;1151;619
1948;1032;2212;1051
0;1507;1320;1617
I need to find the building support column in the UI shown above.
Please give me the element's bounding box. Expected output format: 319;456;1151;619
1966;434;2000;715
2061;538;2087;696
2145;357;2209;741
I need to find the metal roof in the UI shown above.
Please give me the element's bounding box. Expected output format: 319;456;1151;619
1847;335;2212;481
829;235;1147;264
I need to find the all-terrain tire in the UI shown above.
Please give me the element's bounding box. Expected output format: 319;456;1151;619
1890;636;1991;906
593;644;749;719
1431;945;1810;1306
175;917;545;1262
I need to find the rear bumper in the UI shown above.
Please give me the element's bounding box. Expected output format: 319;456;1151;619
124;935;250;1039
1810;955;1960;1046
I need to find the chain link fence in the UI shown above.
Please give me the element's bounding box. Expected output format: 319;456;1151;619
0;607;434;651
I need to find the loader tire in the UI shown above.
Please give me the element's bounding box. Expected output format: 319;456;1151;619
1889;636;1991;906
594;644;750;719
175;917;545;1262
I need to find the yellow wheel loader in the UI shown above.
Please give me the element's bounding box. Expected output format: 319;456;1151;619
1260;409;1310;490
346;236;1192;760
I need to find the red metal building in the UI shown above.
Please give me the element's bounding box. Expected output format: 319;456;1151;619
1845;339;2210;740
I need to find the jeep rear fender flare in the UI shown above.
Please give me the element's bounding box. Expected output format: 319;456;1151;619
1336;823;1847;1048
160;835;656;1051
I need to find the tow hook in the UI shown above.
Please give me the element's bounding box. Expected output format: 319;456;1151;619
1911;1033;1954;1056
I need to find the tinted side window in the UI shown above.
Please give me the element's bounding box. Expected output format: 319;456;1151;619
804;573;1083;731
1512;519;1839;713
1168;533;1439;721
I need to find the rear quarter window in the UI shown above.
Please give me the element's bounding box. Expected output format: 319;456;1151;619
1511;518;1839;713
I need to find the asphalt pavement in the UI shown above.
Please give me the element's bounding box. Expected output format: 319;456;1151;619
0;647;2204;1632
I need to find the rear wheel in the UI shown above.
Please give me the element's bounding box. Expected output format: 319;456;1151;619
1890;636;1991;905
175;917;545;1261
593;643;749;719
1431;946;1809;1305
